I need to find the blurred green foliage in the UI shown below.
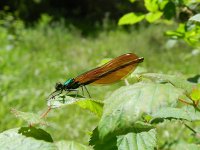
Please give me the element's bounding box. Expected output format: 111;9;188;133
119;0;200;48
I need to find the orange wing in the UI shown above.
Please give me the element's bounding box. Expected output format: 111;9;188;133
74;53;144;85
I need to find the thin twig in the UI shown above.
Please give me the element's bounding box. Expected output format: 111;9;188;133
178;98;193;106
183;122;197;134
40;107;52;119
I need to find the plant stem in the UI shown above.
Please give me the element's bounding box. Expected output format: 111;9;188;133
40;107;51;119
183;122;197;134
178;98;193;105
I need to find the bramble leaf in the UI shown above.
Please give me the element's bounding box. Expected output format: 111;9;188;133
18;127;53;142
151;106;200;123
76;99;103;117
117;129;157;150
56;140;92;150
0;128;56;150
98;82;183;140
90;128;157;150
47;95;103;117
142;73;196;94
171;142;200;150
11;108;47;125
89;127;117;150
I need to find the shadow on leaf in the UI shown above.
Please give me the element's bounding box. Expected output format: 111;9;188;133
18;127;53;142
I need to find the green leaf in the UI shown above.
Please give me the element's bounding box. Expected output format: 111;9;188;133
117;129;157;150
0;128;56;150
145;11;163;23
89;127;118;150
190;84;200;101
90;128;157;150
151;106;200;123
76;99;103;117
184;24;200;46
11;108;47;125
56;140;92;150
98;82;183;140
47;95;103;117
163;1;176;20
18;127;53;142
159;0;169;10
142;73;196;94
165;31;185;39
171;142;200;150
189;14;200;23
47;95;77;108
165;24;186;39
118;13;145;25
144;0;159;12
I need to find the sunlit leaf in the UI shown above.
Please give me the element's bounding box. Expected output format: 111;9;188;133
98;82;184;140
90;128;157;150
117;129;156;150
165;31;185;39
0;128;56;150
171;142;200;150
165;24;186;39
11;108;46;125
118;13;145;25
144;0;159;12
56;140;92;150
159;0;169;10
142;73;196;94
146;12;163;23
47;95;103;117
151;106;200;123
190;84;200;101
76;99;103;117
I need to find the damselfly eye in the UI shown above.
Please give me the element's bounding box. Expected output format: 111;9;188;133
55;82;63;90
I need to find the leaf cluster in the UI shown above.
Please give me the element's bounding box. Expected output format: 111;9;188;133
1;72;200;149
118;0;200;48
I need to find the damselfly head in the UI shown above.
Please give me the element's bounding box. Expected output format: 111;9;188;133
55;82;64;91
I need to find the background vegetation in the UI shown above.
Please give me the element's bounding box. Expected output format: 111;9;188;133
0;0;200;149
